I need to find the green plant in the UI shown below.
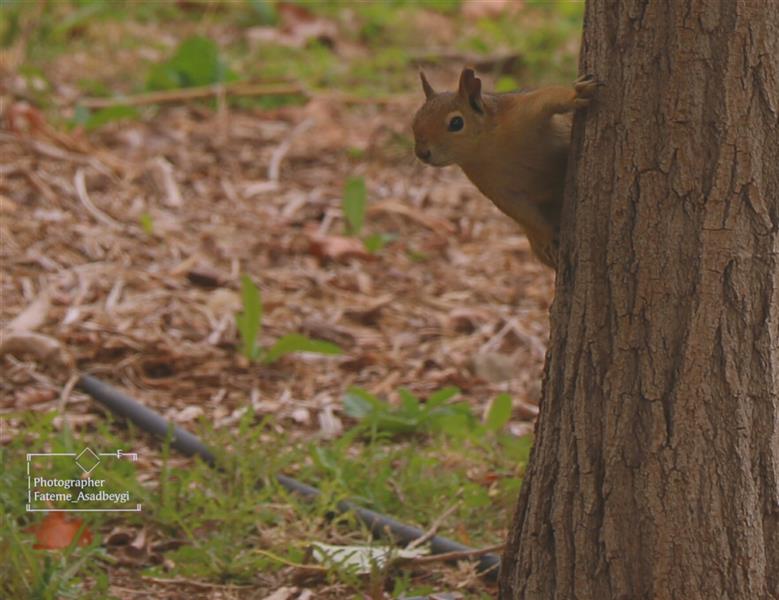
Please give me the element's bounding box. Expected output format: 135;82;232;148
342;386;476;438
363;232;396;254
72;105;139;130
235;275;341;363
342;176;367;236
146;35;237;91
484;392;513;431
235;274;263;360
138;212;154;235
340;177;396;254
2;386;532;596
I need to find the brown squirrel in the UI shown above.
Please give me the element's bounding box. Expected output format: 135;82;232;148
412;68;601;269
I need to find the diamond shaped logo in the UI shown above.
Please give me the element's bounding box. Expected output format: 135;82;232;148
75;447;100;474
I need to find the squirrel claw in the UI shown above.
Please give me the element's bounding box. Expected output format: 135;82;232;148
574;74;603;99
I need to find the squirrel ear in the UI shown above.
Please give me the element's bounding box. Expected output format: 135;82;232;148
458;68;484;114
420;71;436;100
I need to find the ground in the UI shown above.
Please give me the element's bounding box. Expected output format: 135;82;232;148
0;3;580;598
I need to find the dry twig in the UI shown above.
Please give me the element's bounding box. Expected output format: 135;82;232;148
73;168;125;231
268;118;315;182
407;501;461;551
79;82;306;109
396;543;505;566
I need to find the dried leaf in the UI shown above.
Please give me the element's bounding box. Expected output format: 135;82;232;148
105;527;134;546
151;156;183;207
6;291;50;332
318;405;343;439
187;267;226;289
462;0;521;20
247;2;338;49
308;232;372;262
171;405;204;423
260;588;300;600
0;331;66;364
126;527;148;558
343;295;393;325
472;351;516;383
5;101;46;135
310;542;428;573
368;198;456;235
0;195;18;213
28;512;93;550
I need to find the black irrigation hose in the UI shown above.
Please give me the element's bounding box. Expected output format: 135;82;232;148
77;374;501;578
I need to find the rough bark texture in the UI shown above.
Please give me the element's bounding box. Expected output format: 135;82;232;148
500;2;779;599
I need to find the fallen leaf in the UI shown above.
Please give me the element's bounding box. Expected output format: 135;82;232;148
0;331;66;364
206;288;241;315
310;542;428;574
246;2;337;49
28;512;93;550
307;232;372;262
318;405;343;440
514;401;539;421
472;351;516;383
343;294;393;325
368;198;456;235
151;156;183;207
462;0;521;20
260;587;300;600
6;291;50;332
186;267;226;289
509;422;535;438
0;195;17;213
291;407;311;424
126;527;148;559
105;526;134;546
15;386;57;406
169;405;204;423
5;101;46;135
447;307;491;334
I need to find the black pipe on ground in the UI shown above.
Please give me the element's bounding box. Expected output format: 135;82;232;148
77;374;501;577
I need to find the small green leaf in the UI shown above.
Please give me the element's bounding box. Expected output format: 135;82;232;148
248;0;278;25
363;232;396;253
264;333;341;364
346;147;365;160
146;36;237;91
236;275;262;361
495;76;519;93
83;106;139;130
406;248;428;262
426;386;460;408
139;212;154;235
374;413;422;434
485;393;513;431
71;105;90;128
343;387;384;419
462;482;491;508
342;176;366;236
397;388;420;415
500;432;534;463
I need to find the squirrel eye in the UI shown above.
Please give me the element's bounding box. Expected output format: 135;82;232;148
448;116;464;132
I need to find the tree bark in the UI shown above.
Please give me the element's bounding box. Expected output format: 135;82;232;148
499;2;779;599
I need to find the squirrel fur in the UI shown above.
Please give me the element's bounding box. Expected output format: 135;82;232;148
412;68;601;269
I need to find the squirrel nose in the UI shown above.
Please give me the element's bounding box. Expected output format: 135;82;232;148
415;146;431;162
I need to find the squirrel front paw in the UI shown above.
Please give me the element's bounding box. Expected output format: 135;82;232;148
572;74;604;109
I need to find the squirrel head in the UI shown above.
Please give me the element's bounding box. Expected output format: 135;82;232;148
412;68;493;167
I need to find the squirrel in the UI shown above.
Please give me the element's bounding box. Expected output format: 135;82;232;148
412;68;601;269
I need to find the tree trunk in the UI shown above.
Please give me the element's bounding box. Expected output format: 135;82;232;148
499;2;779;599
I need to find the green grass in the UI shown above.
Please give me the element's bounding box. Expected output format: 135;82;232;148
1;388;530;597
4;0;583;127
235;274;342;363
